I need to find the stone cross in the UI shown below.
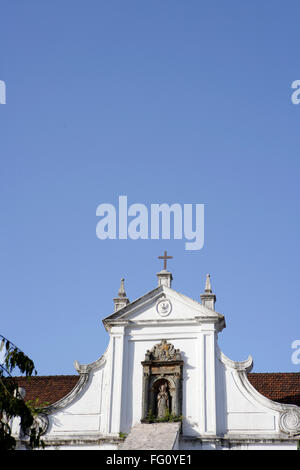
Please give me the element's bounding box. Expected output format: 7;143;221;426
158;251;173;270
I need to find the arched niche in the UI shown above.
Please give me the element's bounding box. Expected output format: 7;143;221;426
141;339;183;421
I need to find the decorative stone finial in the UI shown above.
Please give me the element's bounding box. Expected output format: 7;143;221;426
205;274;212;293
200;273;216;310
113;278;130;312
118;278;126;297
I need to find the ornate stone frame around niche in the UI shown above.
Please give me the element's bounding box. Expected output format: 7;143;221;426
141;339;184;422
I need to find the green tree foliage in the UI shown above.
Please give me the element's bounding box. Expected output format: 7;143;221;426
0;335;44;450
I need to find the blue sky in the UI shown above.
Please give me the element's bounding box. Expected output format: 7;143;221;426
0;1;299;375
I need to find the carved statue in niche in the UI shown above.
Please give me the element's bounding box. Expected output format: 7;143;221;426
141;339;183;422
156;382;169;418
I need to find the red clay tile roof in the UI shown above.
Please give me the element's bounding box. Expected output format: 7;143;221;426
8;373;300;408
10;375;80;406
248;373;300;407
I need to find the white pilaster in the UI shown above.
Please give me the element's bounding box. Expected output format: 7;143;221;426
200;322;217;435
109;324;126;434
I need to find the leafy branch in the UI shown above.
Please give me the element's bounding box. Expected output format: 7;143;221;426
0;334;44;450
0;336;36;377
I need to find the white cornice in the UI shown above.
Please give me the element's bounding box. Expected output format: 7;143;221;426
103;285;225;331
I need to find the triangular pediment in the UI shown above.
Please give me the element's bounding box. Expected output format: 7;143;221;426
103;285;225;330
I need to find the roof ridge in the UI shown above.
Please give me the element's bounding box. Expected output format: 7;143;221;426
11;374;79;379
248;372;300;375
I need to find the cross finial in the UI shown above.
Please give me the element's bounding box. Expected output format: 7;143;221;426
158;251;173;270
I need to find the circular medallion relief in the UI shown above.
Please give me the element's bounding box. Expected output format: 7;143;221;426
156;298;172;317
280;409;300;434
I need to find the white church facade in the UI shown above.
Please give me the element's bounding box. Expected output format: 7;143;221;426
14;259;300;450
